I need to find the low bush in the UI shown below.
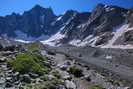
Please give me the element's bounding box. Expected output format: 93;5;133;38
42;78;63;89
40;75;49;81
90;85;105;89
51;70;61;79
25;42;44;52
69;66;83;77
8;53;49;75
22;78;63;89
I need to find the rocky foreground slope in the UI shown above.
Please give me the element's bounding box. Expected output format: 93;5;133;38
0;3;133;89
0;40;131;89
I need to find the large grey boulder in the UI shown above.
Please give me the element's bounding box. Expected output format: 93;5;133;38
0;57;7;62
20;74;31;83
65;80;76;89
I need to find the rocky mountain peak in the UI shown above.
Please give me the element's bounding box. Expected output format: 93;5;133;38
43;4;131;47
63;10;78;15
0;4;132;47
60;10;78;24
31;4;54;15
128;8;133;27
0;5;59;39
32;4;44;9
23;4;56;18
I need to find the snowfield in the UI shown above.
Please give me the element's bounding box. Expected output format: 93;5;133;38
41;31;65;46
12;24;133;49
102;24;129;48
13;30;50;43
101;24;133;49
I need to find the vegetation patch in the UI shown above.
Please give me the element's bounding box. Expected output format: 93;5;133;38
51;70;61;79
42;77;63;89
40;75;49;81
24;42;44;52
65;55;74;60
0;67;4;72
69;66;83;77
8;52;50;75
20;78;63;89
90;85;105;89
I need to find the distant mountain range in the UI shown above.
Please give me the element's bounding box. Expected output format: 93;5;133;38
0;4;133;49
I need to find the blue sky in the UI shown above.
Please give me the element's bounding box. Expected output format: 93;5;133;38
0;0;133;16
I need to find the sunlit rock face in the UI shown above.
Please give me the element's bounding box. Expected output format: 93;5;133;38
46;4;129;47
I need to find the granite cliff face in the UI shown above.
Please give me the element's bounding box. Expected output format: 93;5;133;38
0;5;56;38
44;4;132;48
0;5;76;41
60;4;128;43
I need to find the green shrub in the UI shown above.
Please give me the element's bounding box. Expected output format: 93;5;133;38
25;42;43;52
40;75;49;81
8;53;48;75
69;66;83;77
51;70;61;79
43;82;56;89
65;55;73;60
20;77;63;89
0;67;3;72
90;85;105;89
42;78;63;89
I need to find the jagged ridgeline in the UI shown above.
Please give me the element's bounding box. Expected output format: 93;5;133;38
0;5;57;38
0;3;133;89
0;4;129;43
0;5;77;39
0;4;133;47
128;7;133;27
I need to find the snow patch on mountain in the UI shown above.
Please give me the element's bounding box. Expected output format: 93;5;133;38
69;40;81;46
101;24;129;48
56;16;63;21
14;39;31;43
41;31;65;46
105;7;115;12
101;44;133;49
100;25;133;49
13;30;50;43
64;24;133;49
68;35;98;47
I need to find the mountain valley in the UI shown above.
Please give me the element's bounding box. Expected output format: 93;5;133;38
0;3;133;89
